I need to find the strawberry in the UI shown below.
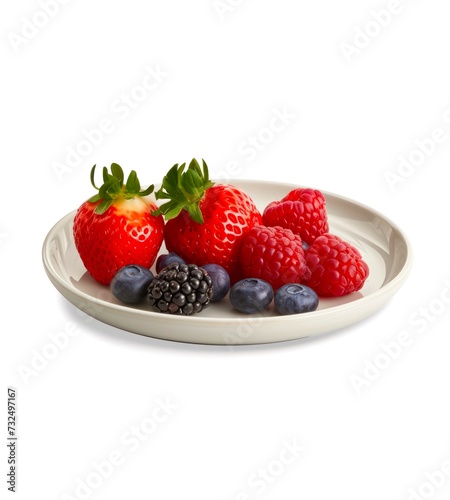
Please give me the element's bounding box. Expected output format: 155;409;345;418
263;187;328;245
239;225;311;291
154;159;262;283
304;233;369;296
73;164;164;285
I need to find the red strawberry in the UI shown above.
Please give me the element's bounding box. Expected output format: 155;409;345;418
73;164;164;285
154;159;262;283
304;233;369;296
263;187;328;245
239;225;311;290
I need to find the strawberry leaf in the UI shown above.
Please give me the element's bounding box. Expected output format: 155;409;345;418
107;180;122;197
202;159;210;180
189;158;201;174
102;166;111;183
153;200;184;220
125;170;140;193
99;179;118;200
139;184;155;197
186;204;204;224
90;165;100;190
88;194;101;203
111;163;124;186
94;199;113;215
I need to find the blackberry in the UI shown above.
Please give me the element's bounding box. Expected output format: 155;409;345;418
147;263;213;315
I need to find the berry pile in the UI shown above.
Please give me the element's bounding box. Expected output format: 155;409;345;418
73;159;370;317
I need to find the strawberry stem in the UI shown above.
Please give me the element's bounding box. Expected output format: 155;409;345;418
88;164;154;215
153;159;214;224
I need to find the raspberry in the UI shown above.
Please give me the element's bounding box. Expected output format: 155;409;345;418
305;233;369;297
263;188;329;245
239;225;311;291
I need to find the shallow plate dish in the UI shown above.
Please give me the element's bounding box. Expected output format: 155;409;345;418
42;179;412;345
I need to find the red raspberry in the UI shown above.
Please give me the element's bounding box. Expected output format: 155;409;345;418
305;233;369;297
239;225;311;291
263;188;329;245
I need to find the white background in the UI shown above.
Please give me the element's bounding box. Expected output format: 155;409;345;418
2;1;450;499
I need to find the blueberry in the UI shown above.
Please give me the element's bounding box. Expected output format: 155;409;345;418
229;278;274;314
156;253;186;273
302;241;309;252
274;283;319;315
110;265;154;304
202;263;231;302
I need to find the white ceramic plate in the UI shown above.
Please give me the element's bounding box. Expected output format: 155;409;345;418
42;179;412;345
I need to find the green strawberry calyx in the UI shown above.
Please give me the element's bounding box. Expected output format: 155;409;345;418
153;159;214;224
88;163;155;215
